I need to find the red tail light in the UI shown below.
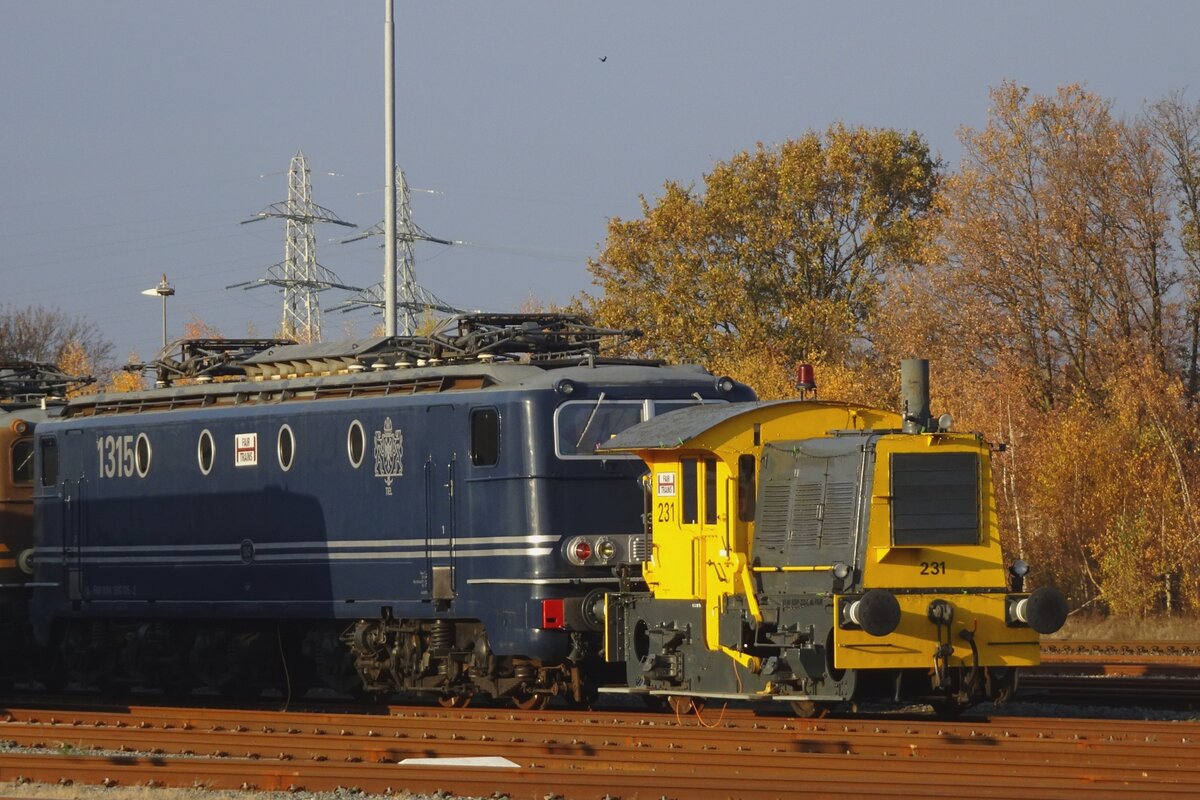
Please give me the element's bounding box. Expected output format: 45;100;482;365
574;540;593;562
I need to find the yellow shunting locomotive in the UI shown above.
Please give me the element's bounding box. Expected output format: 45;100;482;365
599;359;1066;714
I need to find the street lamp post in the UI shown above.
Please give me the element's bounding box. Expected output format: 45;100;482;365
141;274;175;350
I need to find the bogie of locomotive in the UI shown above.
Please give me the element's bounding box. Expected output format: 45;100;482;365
21;316;756;704
599;359;1067;714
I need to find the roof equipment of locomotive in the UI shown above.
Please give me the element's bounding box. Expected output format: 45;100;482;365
0;362;93;408
122;314;647;387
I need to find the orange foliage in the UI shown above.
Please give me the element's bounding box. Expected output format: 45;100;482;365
55;338;95;399
103;352;147;393
182;315;223;340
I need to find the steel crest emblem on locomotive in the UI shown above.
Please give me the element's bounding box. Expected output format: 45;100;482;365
373;417;403;494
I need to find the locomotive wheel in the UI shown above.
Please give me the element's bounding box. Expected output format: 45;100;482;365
510;690;549;711
436;693;471;708
667;695;705;716
986;666;1018;704
790;699;830;719
930;697;968;718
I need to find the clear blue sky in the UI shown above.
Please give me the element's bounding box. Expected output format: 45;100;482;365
1;1;1197;363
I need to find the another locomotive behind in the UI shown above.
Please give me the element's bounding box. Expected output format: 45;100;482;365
0;362;91;589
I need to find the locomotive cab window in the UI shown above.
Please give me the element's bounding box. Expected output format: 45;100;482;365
737;454;755;522
555;399;642;458
681;458;698;524
553;398;727;460
704;457;718;525
39;437;57;487
891;452;980;546
470;408;499;467
11;438;34;485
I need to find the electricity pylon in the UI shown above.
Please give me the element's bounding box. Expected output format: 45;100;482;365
231;150;358;343
336;167;460;336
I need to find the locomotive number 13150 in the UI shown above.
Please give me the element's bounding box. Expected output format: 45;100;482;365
97;434;136;479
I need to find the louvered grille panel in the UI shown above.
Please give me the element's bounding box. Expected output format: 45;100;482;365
756;483;791;547
789;483;822;548
821;482;856;547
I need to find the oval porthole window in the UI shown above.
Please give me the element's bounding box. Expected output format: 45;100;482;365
347;420;365;468
197;429;215;475
135;433;152;478
278;424;295;471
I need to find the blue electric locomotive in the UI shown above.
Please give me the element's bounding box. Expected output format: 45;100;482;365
27;315;754;706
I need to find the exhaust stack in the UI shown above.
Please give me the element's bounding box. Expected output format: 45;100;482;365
900;358;933;434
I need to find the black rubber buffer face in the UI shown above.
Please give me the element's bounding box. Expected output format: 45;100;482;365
858;589;902;637
1024;586;1069;634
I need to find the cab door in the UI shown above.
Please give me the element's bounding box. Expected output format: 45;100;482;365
43;432;89;603
421;406;457;603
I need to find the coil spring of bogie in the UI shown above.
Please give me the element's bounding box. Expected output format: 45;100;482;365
430;619;454;653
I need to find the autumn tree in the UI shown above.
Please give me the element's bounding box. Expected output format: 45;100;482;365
104;354;147;394
52;339;97;399
582;125;941;397
1147;90;1200;398
943;83;1180;411
0;304;113;374
921;83;1200;615
578;85;1200;620
182;314;223;340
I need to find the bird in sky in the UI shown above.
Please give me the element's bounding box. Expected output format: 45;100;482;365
599;56;607;62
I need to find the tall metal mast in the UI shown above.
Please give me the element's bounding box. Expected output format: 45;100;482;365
384;0;398;336
231;150;358;343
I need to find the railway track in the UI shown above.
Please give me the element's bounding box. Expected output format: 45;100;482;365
1021;639;1200;706
0;700;1198;798
1040;639;1200;670
0;641;1196;798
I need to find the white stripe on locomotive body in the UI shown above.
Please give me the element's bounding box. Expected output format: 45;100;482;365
254;534;561;549
31;541;556;565
39;533;560;554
